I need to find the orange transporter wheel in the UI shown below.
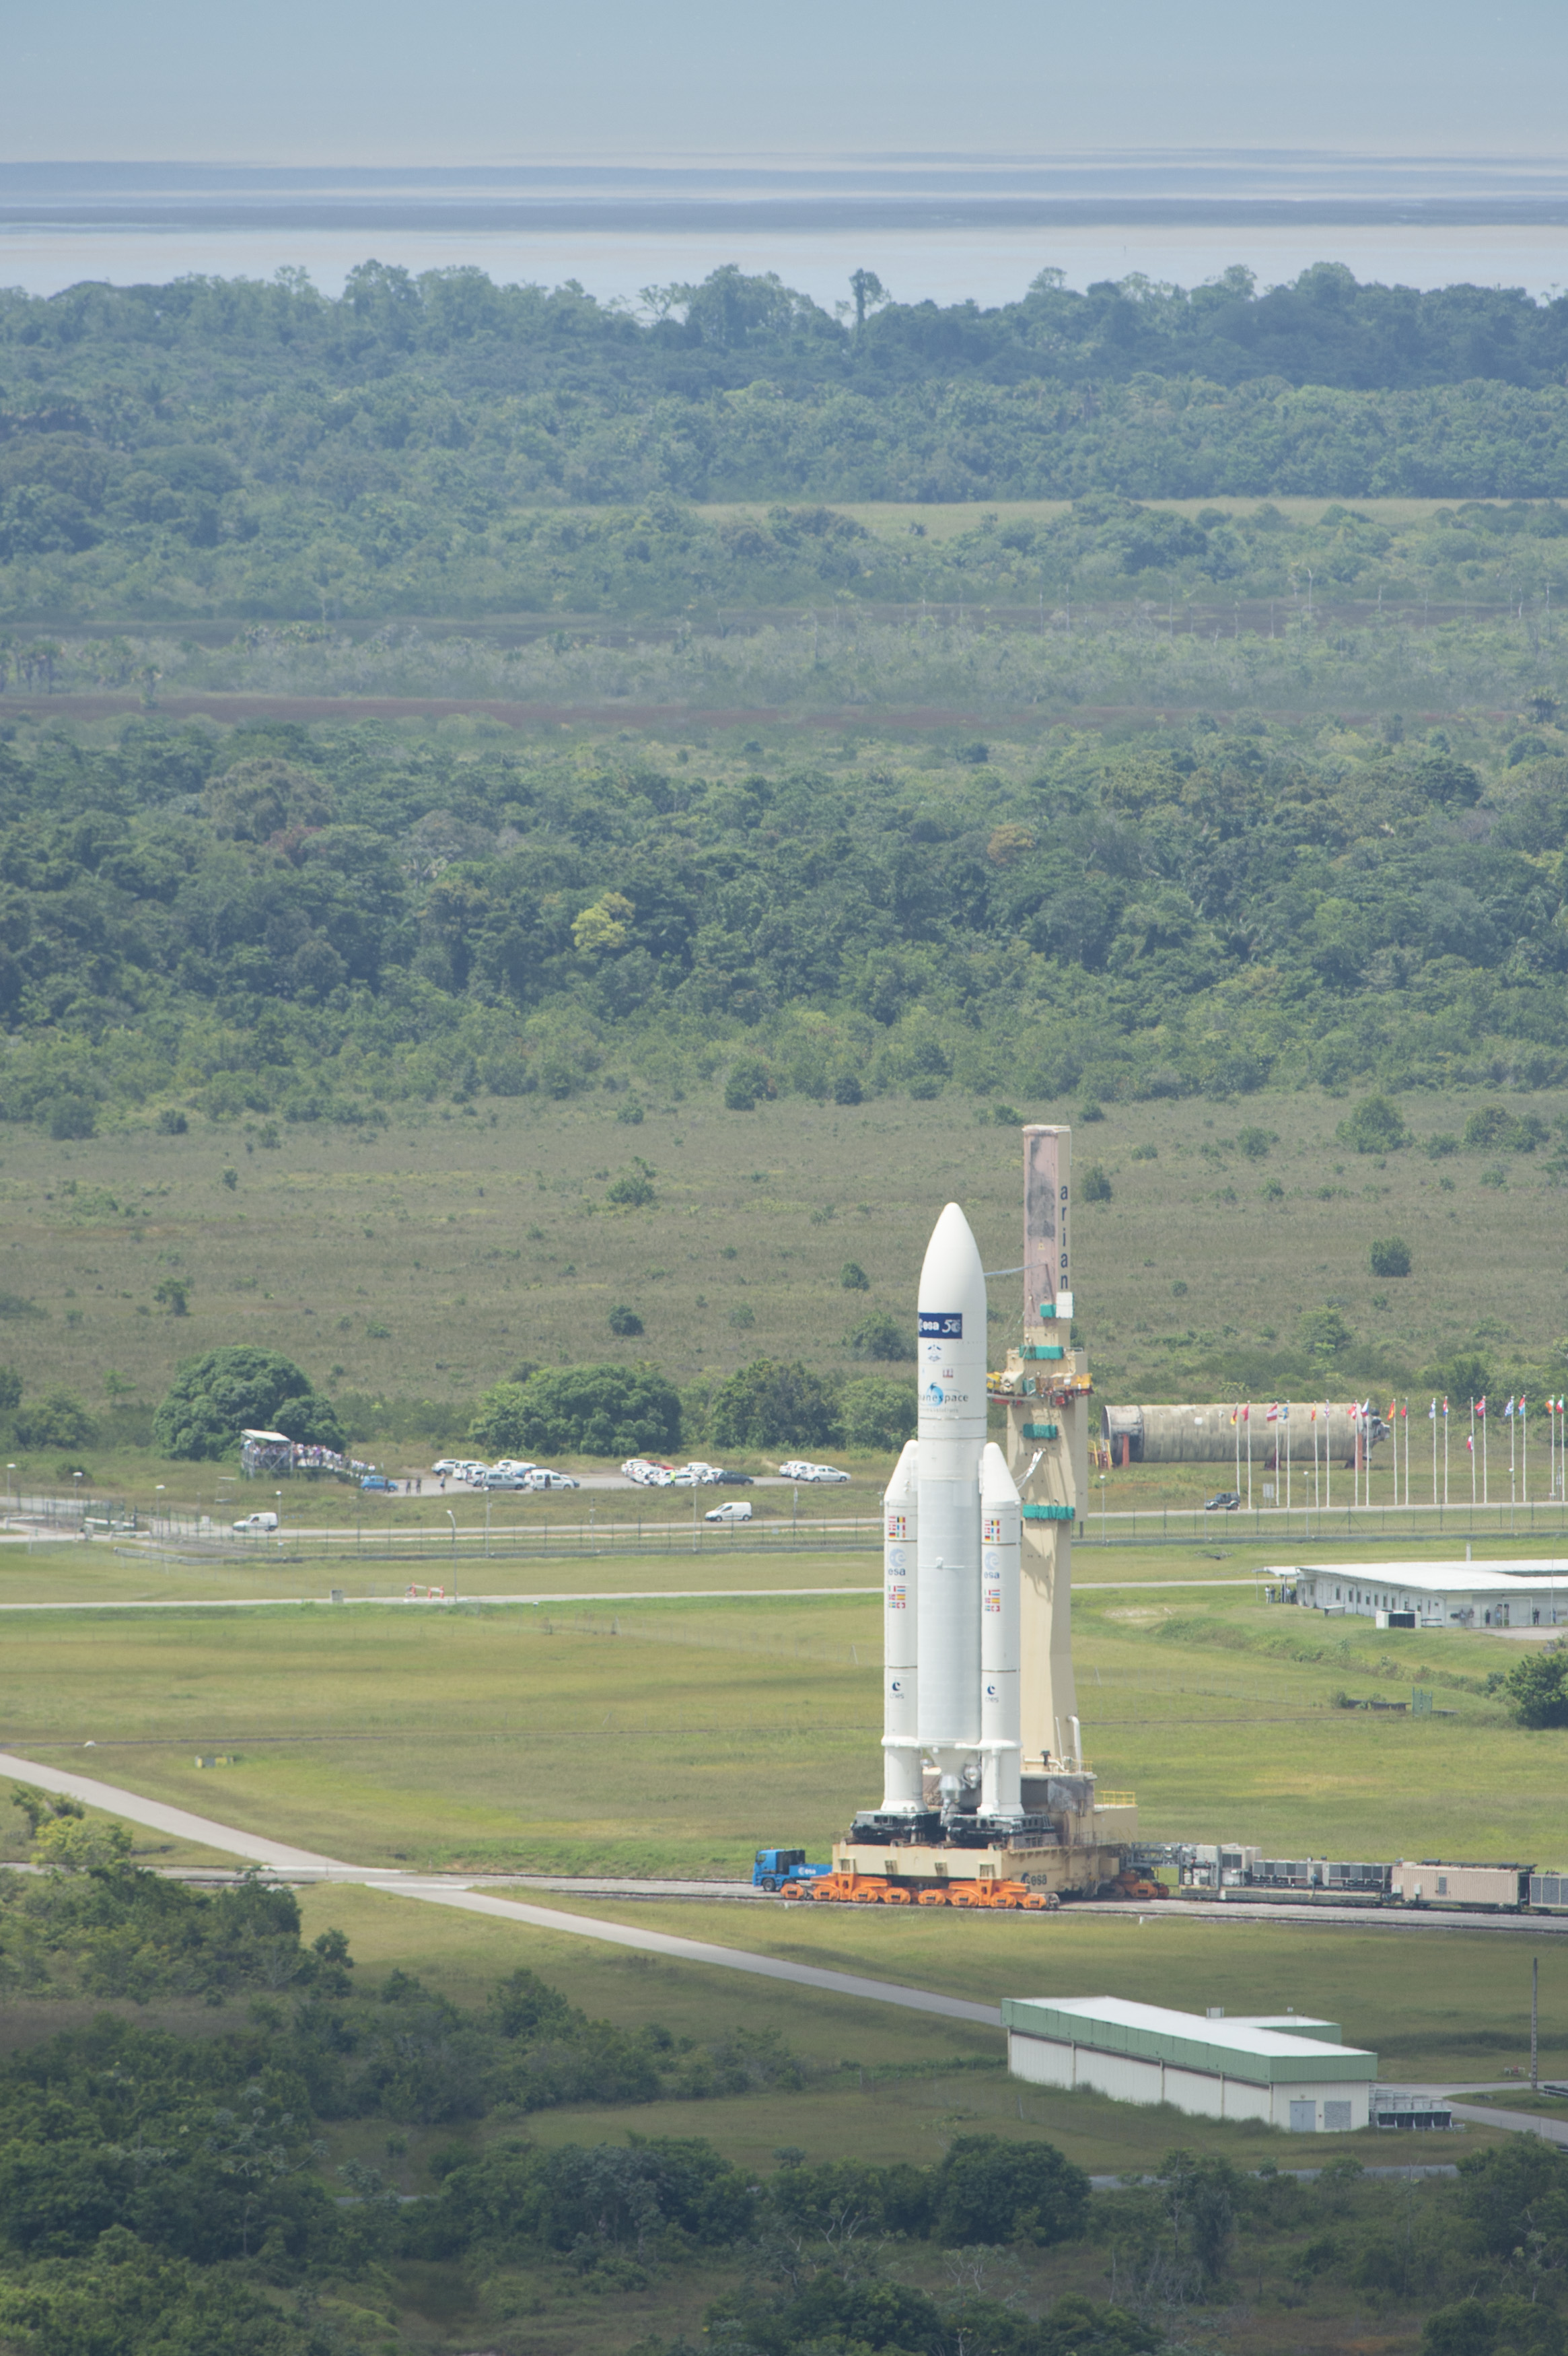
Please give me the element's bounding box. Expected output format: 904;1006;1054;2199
880;1885;913;1904
916;1887;952;1906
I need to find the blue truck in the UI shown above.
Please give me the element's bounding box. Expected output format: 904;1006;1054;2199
752;1846;832;1894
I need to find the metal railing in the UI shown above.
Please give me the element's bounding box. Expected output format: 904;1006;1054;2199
1077;1501;1568;1549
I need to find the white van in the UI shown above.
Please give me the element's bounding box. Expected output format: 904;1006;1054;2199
705;1498;753;1523
233;1511;279;1533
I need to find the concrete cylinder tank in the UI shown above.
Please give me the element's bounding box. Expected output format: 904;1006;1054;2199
1101;1404;1372;1467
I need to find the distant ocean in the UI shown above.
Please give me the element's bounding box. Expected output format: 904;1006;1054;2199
5;153;1568;306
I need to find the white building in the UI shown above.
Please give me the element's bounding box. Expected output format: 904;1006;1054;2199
1003;1996;1378;2130
1279;1558;1568;1630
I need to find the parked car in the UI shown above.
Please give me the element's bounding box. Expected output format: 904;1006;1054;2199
232;1511;279;1533
431;1459;460;1476
480;1471;528;1490
493;1459;536;1475
359;1474;396;1492
705;1499;754;1523
1204;1490;1242;1512
711;1469;754;1485
790;1462;850;1484
777;1459;813;1480
525;1469;579;1490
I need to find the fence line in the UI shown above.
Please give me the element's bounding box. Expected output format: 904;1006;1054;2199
1077;1502;1568;1549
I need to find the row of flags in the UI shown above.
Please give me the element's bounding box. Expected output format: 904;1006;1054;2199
1227;1395;1563;1421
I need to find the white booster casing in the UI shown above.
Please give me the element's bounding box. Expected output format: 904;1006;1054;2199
978;1441;1023;1820
879;1439;922;1813
915;1202;988;1801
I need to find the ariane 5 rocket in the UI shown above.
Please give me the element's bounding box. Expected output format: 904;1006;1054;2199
859;1200;1037;1844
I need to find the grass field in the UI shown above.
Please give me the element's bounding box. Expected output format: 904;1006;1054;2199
0;1077;1564;1523
3;1574;1563;1874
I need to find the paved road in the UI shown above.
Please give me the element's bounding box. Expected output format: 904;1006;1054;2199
0;1585;880;1614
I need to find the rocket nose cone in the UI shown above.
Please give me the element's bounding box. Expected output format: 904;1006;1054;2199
981;1439;1020;1504
884;1436;919;1504
918;1202;986;1313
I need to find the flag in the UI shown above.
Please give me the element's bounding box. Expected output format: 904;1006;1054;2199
1428;1398;1437;1420
1478;1396;1487;1420
1466;1435;1474;1452
1242;1404;1250;1422
1388;1398;1396;1420
1230;1408;1238;1426
1310;1405;1318;1422
1504;1397;1516;1421
1443;1396;1450;1417
1266;1403;1279;1423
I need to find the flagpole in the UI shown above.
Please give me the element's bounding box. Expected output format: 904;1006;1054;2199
1431;1399;1437;1509
1444;1397;1450;1509
1470;1401;1476;1510
1326;1403;1332;1513
1523;1396;1528;1507
1483;1399;1489;1510
1246;1402;1252;1513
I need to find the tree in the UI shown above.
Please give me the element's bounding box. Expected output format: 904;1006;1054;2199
849;269;889;332
15;1387;96;1449
839;1376;915;1451
708;1359;840;1451
1338;1095;1408;1152
154;1276;190;1316
1299;1305;1352;1360
152;1348;342;1460
1370;1236;1412;1276
931;2134;1090;2247
839;1261;869;1291
1082;1164;1113;1202
1505;1648;1568;1729
607;1305;643;1336
844;1311;913;1361
469;1363;680;1458
604;1158;656;1208
725;1057;773;1111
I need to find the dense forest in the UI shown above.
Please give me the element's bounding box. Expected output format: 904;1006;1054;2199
11;265;1568;618
0;706;1565;1132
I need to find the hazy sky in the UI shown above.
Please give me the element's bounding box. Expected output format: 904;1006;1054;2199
10;0;1568;165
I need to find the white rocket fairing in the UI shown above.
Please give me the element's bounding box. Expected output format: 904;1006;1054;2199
915;1202;989;1809
878;1438;921;1815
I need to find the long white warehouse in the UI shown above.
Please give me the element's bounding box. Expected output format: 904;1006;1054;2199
1003;1996;1378;2130
1281;1558;1568;1629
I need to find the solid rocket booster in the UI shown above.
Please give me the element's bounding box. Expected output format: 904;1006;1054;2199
915;1202;988;1796
978;1441;1022;1820
878;1438;921;1814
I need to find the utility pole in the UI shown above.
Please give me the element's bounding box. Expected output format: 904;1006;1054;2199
1532;1955;1539;2091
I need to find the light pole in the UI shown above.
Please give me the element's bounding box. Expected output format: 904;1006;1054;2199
6;1463;13;1516
155;1484;164;1540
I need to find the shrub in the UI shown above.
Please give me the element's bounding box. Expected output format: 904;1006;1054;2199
604;1157;656;1208
0;1364;20;1414
1435;1351;1491;1408
469;1363;681;1458
1238;1125;1273;1158
1339;1095;1408;1152
839;1376;915;1451
1081;1164;1113;1202
155;1108;188;1135
154;1276;190;1316
830;1072;863;1105
1079;1100;1105;1121
839;1261;869;1291
844;1310;913;1361
1369;1236;1412;1277
152;1348;342;1459
709;1359;839;1451
607;1305;643;1336
1464;1105;1551;1152
1425;1133;1459;1158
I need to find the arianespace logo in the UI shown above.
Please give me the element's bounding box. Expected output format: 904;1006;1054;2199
919;1311;962;1338
924;1381;945;1408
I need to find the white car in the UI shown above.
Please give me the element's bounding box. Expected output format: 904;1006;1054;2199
494;1459;536;1475
232;1511;279;1533
705;1498;753;1523
431;1459;460;1476
779;1460;851;1483
808;1464;851;1484
525;1469;579;1490
479;1471;528;1490
622;1458;674;1487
